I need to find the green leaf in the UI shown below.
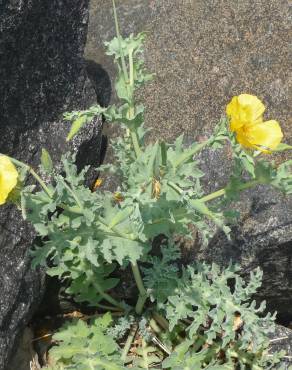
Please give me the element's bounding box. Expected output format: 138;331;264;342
40;148;53;173
273;143;292;152
66;115;89;141
49;314;127;370
31;244;54;269
271;160;292;194
100;237;148;265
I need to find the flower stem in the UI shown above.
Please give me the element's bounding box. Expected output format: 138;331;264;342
131;263;147;314
127;46;142;158
200;179;260;203
9;157;53;198
112;0;129;83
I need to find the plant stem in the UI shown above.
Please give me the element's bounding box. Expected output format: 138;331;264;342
167;181;183;195
95;303;123;312
200;179;260;203
141;339;149;368
121;324;138;362
59;177;83;210
130;130;142;157
93;281;125;310
149;318;161;334
169;176;260;204
152;312;169;331
160;141;167;167
129;47;134;93
131;263;148;314
127;47;142;158
112;0;129;83
97;215;136;241
9;156;53;198
112;2;142;158
135;294;148;315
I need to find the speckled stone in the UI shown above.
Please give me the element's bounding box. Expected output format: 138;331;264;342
0;1;103;368
86;0;291;144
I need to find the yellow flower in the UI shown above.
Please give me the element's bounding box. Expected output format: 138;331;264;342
0;155;18;205
235;120;283;153
91;178;103;192
226;94;283;153
113;192;124;203
226;94;265;132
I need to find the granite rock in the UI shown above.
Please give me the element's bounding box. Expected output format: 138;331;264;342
269;325;292;370
86;0;291;143
197;147;292;323
0;0;104;368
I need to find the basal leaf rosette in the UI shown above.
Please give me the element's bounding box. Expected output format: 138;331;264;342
0;155;18;205
226;94;283;153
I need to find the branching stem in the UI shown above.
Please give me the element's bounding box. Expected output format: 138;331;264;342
168;177;261;204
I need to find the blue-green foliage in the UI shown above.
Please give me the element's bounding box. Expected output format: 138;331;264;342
20;10;291;370
143;253;285;369
47;313;127;370
27;154;148;307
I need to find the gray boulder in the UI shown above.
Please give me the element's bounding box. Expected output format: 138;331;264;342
197;147;292;323
269;325;292;370
0;0;105;368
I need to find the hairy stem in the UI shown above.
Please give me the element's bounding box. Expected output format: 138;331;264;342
200;179;260;203
112;0;129;83
129;47;134;94
9;156;53;198
130;130;142;157
97;215;136;241
127;47;142;158
169;177;261;204
167;181;183;195
58;177;83;210
131;263;148;314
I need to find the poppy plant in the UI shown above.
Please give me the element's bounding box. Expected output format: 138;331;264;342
226;94;283;153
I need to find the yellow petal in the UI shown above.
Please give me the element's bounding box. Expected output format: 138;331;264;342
0;155;18;205
236;120;283;153
238;94;265;122
92;178;103;191
226;94;265;132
